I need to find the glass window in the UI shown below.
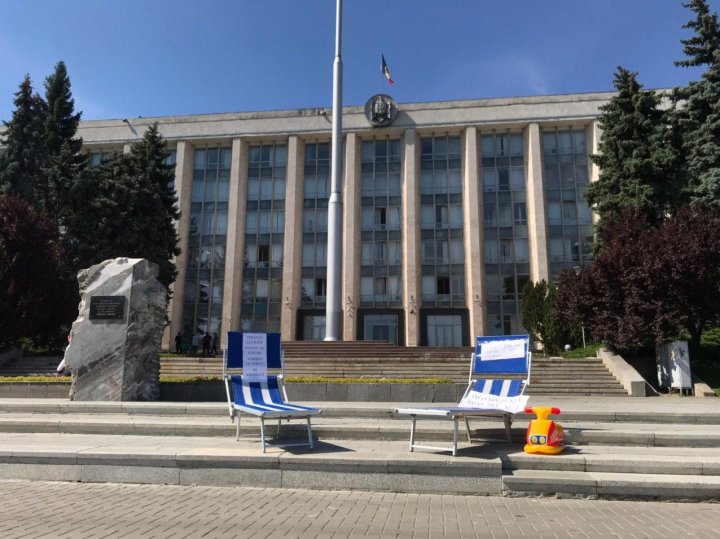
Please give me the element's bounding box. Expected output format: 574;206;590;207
484;203;497;227
514;203;527;225
421;135;465;306
483;170;497;192
483;131;527;332
359;137;403;306
543;128;593;278
427;315;463;347
241;143;287;328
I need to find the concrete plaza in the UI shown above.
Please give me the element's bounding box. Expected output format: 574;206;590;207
1;479;718;538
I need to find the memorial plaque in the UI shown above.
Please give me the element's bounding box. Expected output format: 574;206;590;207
89;296;126;320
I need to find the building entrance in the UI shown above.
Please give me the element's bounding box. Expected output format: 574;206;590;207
363;314;399;344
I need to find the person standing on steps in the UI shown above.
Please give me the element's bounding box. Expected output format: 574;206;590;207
175;331;183;354
211;332;219;357
202;332;211;357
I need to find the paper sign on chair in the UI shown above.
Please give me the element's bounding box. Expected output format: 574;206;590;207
458;389;528;414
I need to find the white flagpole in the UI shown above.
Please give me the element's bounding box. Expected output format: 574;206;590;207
325;0;343;341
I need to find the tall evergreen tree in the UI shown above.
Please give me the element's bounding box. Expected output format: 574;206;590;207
673;0;720;208
68;124;180;289
675;0;720;68
128;123;180;287
43;61;82;156
38;61;86;225
0;76;47;200
586;68;681;232
44;141;86;240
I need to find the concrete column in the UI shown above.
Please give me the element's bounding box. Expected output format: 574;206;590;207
402;129;421;346
525;123;549;283
343;133;360;341
587;120;602;225
221;138;248;349
281;136;304;340
167;141;194;348
462;127;485;340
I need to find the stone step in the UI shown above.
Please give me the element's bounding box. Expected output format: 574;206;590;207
2;353;631;398
498;445;720;476
2;398;718;423
0;428;717;500
502;469;720;501
1;413;719;448
527;389;628;396
529;381;623;387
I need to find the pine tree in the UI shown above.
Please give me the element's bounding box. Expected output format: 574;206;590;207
39;61;86;224
675;0;720;68
586;68;681;232
68;124;180;289
0;76;47;200
128;123;180;288
44;141;86;240
673;0;720;208
43;61;82;156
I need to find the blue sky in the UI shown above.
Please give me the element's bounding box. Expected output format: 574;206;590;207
1;0;718;121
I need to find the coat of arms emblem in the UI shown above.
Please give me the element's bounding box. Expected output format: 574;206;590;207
364;94;398;127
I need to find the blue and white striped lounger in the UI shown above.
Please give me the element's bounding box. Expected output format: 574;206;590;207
395;335;531;456
224;332;321;452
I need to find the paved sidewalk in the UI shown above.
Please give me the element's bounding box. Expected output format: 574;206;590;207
0;479;718;538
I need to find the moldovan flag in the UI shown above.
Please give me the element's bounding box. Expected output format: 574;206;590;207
382;54;394;85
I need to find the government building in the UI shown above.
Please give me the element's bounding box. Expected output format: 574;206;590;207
77;92;609;349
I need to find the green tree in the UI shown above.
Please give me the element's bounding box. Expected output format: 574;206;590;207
0;63;85;226
675;0;720;68
68;124;179;289
40;61;86;227
521;280;576;355
586;67;681;234
43;61;82;156
127;124;180;287
0;76;47;200
673;0;720;208
556;207;720;353
0;195;76;345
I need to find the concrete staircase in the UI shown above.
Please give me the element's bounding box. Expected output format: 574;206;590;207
0;356;60;376
527;356;627;396
1;343;629;397
0;397;718;500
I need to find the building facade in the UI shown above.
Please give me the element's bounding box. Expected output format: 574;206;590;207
77;92;608;349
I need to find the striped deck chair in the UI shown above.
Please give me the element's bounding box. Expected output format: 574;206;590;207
223;331;321;452
395;334;531;456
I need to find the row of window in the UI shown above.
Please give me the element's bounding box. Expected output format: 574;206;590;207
178;128;593;339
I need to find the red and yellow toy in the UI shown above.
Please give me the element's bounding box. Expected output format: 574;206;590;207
524;406;565;454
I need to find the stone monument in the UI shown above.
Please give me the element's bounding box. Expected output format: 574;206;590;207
65;258;167;401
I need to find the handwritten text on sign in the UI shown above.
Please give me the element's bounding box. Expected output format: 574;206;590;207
458;391;528;414
480;339;526;361
242;333;268;380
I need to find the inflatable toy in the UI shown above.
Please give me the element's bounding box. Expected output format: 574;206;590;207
524;406;564;454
